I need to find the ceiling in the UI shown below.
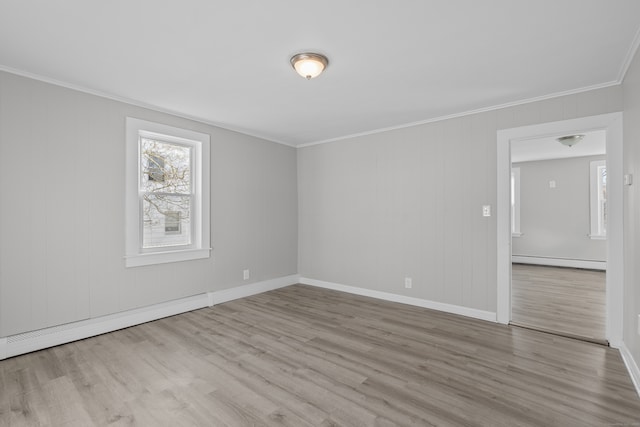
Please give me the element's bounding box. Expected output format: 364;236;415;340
1;1;639;147
511;130;606;163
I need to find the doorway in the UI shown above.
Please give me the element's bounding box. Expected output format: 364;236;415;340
496;113;623;347
509;131;607;343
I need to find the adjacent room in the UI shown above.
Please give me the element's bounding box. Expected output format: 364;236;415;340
510;131;608;344
2;1;640;425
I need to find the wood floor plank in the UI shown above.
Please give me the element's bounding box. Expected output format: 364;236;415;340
1;284;639;426
511;263;606;342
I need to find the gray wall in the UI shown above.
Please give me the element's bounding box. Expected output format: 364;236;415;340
512;155;606;261
0;71;298;337
298;86;622;313
622;44;640;377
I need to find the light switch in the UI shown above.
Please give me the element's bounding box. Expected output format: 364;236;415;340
549;180;556;188
482;205;491;217
624;174;633;186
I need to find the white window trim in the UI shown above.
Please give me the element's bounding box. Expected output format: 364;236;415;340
125;117;211;267
589;159;606;240
511;167;522;237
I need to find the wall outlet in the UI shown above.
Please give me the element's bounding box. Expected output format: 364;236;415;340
404;277;412;289
482;205;491;217
243;269;250;280
549;180;556;188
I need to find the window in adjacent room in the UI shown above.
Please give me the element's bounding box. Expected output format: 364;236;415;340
511;167;521;237
590;160;607;239
125;117;210;267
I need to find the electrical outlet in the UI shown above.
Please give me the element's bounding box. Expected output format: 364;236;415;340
482;205;491;217
549;180;556;188
404;277;412;289
243;269;250;280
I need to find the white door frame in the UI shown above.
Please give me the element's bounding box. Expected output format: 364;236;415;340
496;112;623;347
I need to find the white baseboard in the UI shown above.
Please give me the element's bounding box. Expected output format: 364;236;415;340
512;256;606;271
619;343;640;398
0;337;6;360
0;274;300;360
0;293;210;360
299;277;497;323
208;274;300;305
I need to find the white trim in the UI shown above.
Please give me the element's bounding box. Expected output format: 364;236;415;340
299;277;497;323
0;65;296;148
605;113;624;347
619;343;640;397
0;67;622;149
0;293;210;360
124;248;212;267
0;337;6;360
298;81;619;148
511;256;606;271
618;25;640;83
497;113;624;347
208;275;300;305
125;117;211;268
497;125;513;324
0;275;300;360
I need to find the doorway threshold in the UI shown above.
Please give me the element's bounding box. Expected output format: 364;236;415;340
509;321;609;346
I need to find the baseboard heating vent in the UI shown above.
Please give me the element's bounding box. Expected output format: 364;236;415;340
6;320;86;344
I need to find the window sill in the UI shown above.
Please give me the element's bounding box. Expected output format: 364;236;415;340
125;248;211;268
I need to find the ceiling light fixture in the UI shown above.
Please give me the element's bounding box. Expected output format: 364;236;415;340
290;52;328;80
557;134;584;147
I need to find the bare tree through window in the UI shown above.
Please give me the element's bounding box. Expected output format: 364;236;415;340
140;138;192;248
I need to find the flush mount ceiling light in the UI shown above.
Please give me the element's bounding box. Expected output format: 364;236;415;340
290;52;329;80
557;134;585;147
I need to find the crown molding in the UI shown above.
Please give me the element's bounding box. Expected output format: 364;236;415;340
0;64;296;148
297;80;620;148
617;25;640;84
0;63;626;150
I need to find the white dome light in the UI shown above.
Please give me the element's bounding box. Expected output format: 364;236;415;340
290;53;329;80
557;135;585;147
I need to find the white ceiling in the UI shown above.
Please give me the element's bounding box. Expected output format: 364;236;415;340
511;130;606;163
1;1;639;146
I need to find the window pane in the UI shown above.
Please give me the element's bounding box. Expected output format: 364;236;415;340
599;165;607;234
142;194;191;248
511;174;515;233
140;138;191;194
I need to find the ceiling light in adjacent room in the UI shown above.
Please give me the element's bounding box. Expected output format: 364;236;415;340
557;134;584;147
290;53;329;80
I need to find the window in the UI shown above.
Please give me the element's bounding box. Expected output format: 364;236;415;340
125;117;210;267
164;211;181;234
590;160;606;239
511;167;521;237
140;137;191;248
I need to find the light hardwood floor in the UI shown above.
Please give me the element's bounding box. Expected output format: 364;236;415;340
1;284;639;426
512;264;606;344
